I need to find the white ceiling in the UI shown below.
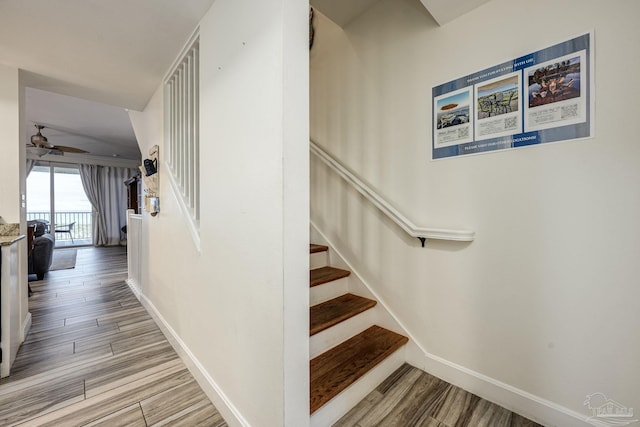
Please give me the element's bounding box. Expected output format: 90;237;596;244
419;0;492;25
0;0;215;162
310;0;383;27
0;0;215;110
25;87;141;160
5;0;490;162
311;0;492;28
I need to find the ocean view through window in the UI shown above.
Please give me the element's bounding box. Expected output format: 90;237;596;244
27;165;93;247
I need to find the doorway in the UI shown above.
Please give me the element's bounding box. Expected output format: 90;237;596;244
26;164;93;247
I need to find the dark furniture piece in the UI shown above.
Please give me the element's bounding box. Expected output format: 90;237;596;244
27;221;55;281
125;176;141;214
28;218;50;233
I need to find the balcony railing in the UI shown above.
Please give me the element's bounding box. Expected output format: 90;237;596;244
26;211;93;244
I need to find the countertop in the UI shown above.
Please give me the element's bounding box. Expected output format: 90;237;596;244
0;235;25;246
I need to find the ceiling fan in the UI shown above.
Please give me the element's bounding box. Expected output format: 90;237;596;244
28;124;89;156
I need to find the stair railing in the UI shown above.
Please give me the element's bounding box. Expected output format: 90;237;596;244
310;140;475;246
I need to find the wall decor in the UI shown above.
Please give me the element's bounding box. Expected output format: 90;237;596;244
432;32;593;160
139;145;160;216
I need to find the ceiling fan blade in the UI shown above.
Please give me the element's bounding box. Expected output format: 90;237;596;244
54;145;89;154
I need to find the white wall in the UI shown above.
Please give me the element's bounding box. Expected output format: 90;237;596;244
129;0;309;425
0;64;30;343
0;64;21;224
310;0;640;424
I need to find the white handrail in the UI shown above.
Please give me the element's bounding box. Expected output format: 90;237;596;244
310;140;475;244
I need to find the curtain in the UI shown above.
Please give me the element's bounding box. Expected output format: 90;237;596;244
79;164;135;246
79;164;104;246
99;166;133;246
26;159;36;177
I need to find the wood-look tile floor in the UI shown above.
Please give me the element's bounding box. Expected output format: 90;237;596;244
1;246;227;427
334;363;544;427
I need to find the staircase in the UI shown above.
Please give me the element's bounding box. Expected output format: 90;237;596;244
309;244;408;426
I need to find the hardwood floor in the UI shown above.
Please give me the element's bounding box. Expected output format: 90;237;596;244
333;363;543;427
1;246;227;426
4;245;543;426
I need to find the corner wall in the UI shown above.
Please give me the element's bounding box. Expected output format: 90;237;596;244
310;0;640;424
0;64;21;224
0;64;30;342
129;0;309;425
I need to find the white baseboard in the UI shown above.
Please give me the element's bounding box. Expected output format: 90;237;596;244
22;312;32;341
125;278;141;301
127;282;250;427
310;221;591;427
405;346;591;427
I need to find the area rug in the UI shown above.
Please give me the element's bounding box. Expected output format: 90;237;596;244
50;249;78;271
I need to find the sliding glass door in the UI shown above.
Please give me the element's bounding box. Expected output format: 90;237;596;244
25;165;52;226
27;164;93;247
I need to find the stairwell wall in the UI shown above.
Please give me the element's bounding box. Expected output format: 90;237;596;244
310;0;640;424
129;0;309;426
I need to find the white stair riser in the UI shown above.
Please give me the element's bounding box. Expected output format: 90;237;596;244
310;309;376;359
310;277;348;306
310;347;406;427
310;251;328;269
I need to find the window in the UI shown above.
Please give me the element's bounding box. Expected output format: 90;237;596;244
165;34;200;234
26;164;93;247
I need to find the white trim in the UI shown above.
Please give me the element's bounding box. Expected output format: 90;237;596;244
163;36;200;248
129;285;249;427
310;222;590;427
412;350;595;427
311;220;413;340
163;28;201;84
167;173;201;252
27;152;140;168
125;279;141;301
22;312;32;342
310;140;475;242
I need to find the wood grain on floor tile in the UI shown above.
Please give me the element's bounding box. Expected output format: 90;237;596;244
334;363;543;427
140;379;212;425
82;404;147;427
1;246;227;426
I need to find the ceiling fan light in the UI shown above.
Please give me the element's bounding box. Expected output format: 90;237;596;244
27;146;52;157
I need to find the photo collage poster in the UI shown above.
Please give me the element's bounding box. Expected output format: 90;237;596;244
432;33;593;160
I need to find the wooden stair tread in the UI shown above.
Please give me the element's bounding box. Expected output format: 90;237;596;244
310;294;376;336
310;325;408;413
310;266;350;288
310;244;328;254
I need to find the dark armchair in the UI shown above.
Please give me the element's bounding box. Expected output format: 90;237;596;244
27;220;55;280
